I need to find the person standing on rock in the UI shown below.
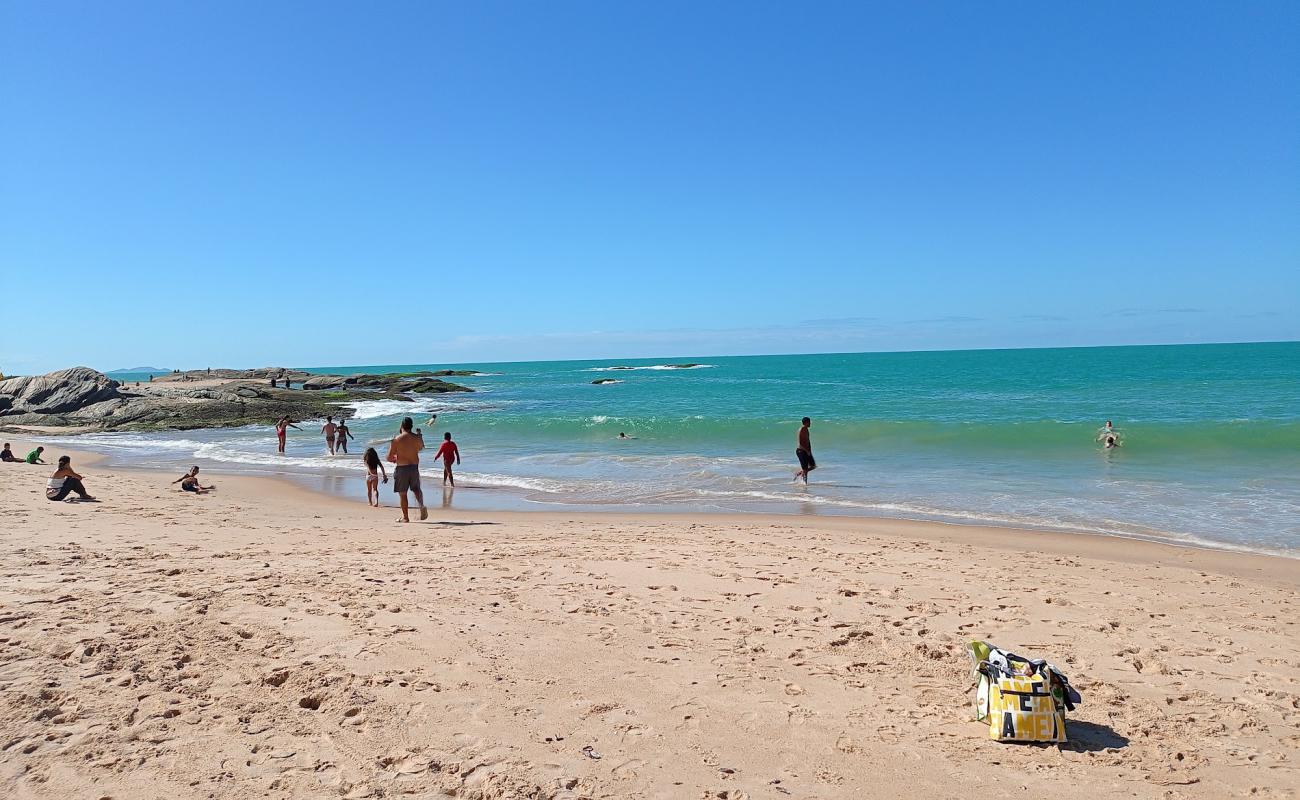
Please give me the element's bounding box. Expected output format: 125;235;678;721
386;416;428;523
322;416;338;455
275;416;301;454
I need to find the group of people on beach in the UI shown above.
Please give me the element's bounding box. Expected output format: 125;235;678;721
22;411;1119;516
270;415;461;520
3;444;98;502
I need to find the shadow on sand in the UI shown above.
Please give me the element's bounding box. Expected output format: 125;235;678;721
1063;720;1130;751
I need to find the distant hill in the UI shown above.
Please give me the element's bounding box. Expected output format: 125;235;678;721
107;366;170;373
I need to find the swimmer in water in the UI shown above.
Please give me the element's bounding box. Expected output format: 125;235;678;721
617;432;637;440
1103;433;1120;449
1096;420;1121;444
425;414;438;427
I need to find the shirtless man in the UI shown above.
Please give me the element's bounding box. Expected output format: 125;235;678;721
794;417;816;484
322;416;338;455
434;432;461;486
386;417;427;522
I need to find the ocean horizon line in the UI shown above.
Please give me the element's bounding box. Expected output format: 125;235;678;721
97;337;1300;376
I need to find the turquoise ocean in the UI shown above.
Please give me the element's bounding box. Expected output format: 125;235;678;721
66;342;1300;556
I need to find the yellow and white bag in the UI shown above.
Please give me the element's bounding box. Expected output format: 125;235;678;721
967;640;1079;744
987;674;1067;743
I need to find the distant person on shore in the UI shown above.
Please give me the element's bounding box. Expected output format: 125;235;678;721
171;466;214;494
1;443;19;462
47;456;95;502
363;447;388;507
275;416;301;454
434;432;461;487
386;416;427;522
26;446;46;465
794;417;816;483
322;416;338;454
336;420;354;454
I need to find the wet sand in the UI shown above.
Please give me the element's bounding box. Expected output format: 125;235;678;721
1;440;1296;799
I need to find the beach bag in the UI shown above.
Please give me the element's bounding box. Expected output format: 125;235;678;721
967;640;1079;743
987;673;1067;742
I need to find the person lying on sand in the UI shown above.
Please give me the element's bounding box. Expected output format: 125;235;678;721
171;466;214;494
47;456;95;502
26;446;46;464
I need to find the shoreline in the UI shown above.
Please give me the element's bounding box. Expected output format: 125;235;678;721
8;437;1298;584
18;433;1300;564
2;439;1297;797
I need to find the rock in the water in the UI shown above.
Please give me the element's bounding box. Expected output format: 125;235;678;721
0;367;121;415
302;375;350;390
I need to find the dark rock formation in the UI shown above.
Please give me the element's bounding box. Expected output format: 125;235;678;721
0;366;475;432
0;367;122;415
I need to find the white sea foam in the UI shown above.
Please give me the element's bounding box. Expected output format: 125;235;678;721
339;397;503;420
585;364;717;372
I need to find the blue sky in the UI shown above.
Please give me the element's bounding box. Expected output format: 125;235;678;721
2;2;1297;373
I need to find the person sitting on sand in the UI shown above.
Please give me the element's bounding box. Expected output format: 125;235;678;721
336;420;354;454
26;446;46;464
1;443;19;462
171;466;214;494
363;447;388;507
275;416;301;454
434;432;461;487
385;417;427;522
47;456;95;502
322;416;339;455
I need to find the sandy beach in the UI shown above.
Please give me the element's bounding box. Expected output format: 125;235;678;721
1;440;1297;799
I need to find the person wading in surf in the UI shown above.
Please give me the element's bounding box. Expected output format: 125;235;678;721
794;417;816;483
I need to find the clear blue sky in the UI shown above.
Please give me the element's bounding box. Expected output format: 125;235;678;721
2;2;1297;373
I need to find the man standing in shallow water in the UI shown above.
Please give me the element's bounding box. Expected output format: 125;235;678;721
322;416;338;455
794;417;816;483
386;417;427;522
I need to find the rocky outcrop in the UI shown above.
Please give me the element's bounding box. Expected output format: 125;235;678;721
0;366;474;432
0;367;121;415
300;373;471;395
